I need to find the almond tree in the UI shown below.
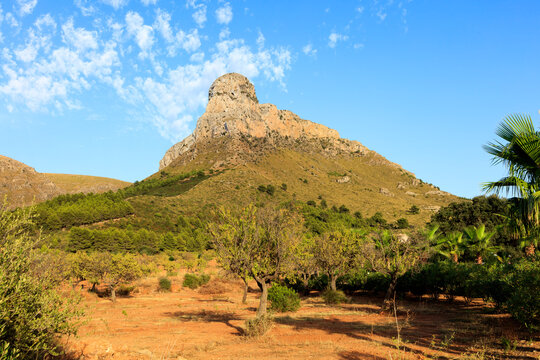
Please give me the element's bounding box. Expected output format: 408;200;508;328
209;204;302;317
102;253;143;303
364;230;428;311
313;229;366;291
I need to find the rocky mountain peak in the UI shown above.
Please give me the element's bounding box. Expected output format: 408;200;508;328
159;73;341;169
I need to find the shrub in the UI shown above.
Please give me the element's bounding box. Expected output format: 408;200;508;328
306;200;316;207
409;205;420;214
182;273;210;289
281;183;287;191
117;284;135;296
396;218;409;229
268;284;301;312
158;277;172;292
257;185;267;193
321;289;348;305
266;185;276;196
0;206;82;358
244;314;274;337
503;260;540;331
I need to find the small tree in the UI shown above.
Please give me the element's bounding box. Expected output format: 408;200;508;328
409;205;420;215
0;204;82;358
364;230;428;311
102;253;143;303
463;224;500;264
209;205;302;317
313;229;366;291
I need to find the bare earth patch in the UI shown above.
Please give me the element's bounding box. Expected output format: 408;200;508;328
66;275;540;360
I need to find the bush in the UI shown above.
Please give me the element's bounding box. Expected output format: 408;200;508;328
503;260;540;331
268;284;301;312
117;284;135;296
182;273;210;289
244;314;274;337
321;289;348;305
158;277;172;292
396;218;409;229
0;206;82;358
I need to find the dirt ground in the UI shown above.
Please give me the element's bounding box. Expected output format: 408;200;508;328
64;272;540;360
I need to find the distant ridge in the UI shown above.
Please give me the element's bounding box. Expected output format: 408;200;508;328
0;155;130;209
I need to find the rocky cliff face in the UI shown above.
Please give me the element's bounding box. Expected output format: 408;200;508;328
160;73;342;169
0;155;61;209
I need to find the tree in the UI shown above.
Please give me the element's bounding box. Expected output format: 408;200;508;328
313;229;365;291
463;224;500;264
483;114;540;255
0;204;82;358
434;232;465;263
102;253;143;303
209;205;302;317
409;205;420;215
364;230;428;311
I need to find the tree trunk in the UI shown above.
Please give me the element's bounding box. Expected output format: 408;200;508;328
329;274;337;291
525;243;536;257
242;277;248;304
452;253;458;263
91;282;96;292
256;279;268;318
382;273;398;312
111;286;117;303
302;274;310;295
476;255;483;265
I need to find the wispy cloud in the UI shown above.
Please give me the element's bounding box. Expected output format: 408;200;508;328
302;43;317;56
328;32;349;48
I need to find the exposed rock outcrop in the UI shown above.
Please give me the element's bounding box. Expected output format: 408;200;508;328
160;73;359;169
0;155;61;209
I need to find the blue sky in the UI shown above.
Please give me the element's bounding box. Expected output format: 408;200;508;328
1;0;539;199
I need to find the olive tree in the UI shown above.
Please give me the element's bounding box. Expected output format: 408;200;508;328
209;204;302;317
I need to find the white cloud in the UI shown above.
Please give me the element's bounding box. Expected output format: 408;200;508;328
5;12;19;28
125;11;155;58
215;2;233;25
187;0;207;27
353;43;364;49
302;43;317;57
74;0;96;16
137;38;291;141
328;32;348;48
356;6;364;14
256;31;265;49
376;9;387;21
34;14;56;31
154;9;173;42
101;0;129;10
141;0;157;5
219;27;230;40
192;6;207;27
17;0;37;16
62;19;98;52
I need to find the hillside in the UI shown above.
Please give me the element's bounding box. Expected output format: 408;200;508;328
44;173;130;195
0;155;61;209
156;73;461;226
27;73;465;252
0;155;130;209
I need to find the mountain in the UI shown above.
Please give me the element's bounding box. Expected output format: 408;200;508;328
0;155;130;209
157;73;460;226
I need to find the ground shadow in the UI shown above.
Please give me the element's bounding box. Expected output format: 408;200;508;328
165;309;245;335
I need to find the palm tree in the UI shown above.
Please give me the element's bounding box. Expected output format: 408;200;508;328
483;114;540;255
463;224;500;264
435;232;465;263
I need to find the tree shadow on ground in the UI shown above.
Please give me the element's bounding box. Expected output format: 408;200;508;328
164;309;245;335
337;350;386;360
275;300;539;360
